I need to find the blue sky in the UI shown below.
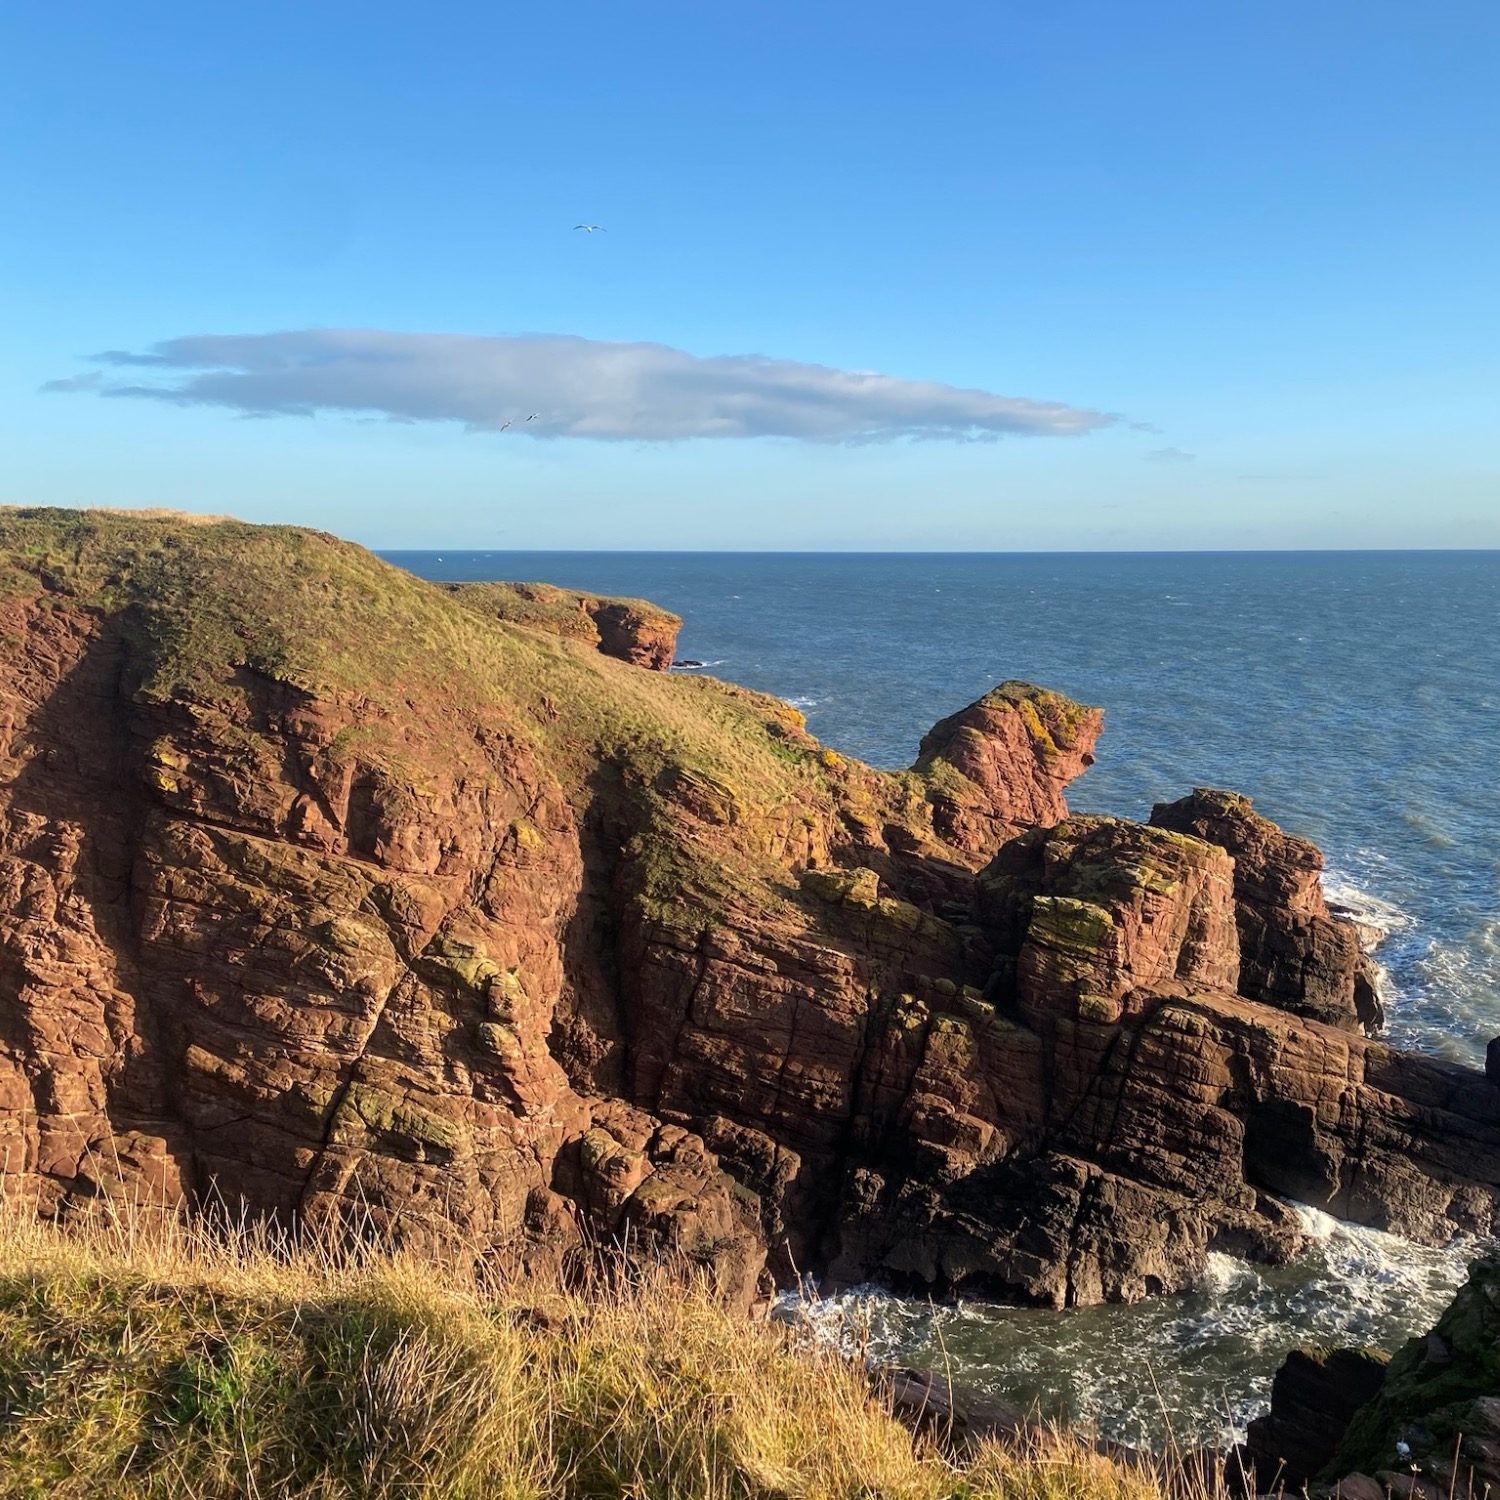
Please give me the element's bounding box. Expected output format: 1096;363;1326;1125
3;1;1497;549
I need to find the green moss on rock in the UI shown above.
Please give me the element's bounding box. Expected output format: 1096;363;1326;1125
338;1084;461;1153
1330;1257;1500;1480
801;867;881;908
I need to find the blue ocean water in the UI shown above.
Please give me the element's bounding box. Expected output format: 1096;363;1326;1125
387;549;1500;1444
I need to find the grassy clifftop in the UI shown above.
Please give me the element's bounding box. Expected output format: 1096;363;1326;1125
447;578;679;639
0;507;1099;929
0;507;802;799
0;507;843;920
0;1210;1194;1500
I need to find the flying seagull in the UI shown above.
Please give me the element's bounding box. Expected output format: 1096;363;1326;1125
526;413;540;421
499;419;513;431
574;223;607;233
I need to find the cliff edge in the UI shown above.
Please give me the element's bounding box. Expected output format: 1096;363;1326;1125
2;508;1497;1310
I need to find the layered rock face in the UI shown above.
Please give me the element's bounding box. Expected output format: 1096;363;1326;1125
1151;788;1383;1031
915;684;1102;855
821;807;1500;1305
2;508;1498;1313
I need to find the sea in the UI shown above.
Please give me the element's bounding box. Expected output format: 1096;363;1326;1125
386;549;1500;1448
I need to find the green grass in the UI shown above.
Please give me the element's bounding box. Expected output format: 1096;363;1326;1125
0;507;1099;935
0;1206;1226;1500
0;505;1096;934
446;580;680;641
0;507;806;791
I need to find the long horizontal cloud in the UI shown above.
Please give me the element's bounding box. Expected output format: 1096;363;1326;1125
45;329;1111;443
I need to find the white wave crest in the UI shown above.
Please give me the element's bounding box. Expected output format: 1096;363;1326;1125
1323;873;1413;950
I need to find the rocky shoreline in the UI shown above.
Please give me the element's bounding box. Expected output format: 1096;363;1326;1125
2;509;1498;1486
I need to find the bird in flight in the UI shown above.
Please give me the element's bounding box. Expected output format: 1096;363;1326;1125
499;420;513;431
526;413;540;422
574;223;606;233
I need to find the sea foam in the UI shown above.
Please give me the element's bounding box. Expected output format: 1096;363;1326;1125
778;1208;1469;1451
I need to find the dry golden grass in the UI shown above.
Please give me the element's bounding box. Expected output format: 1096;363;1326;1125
0;505;237;524
0;1202;1231;1500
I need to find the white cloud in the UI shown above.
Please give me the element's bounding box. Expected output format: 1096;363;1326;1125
45;329;1112;444
1144;446;1196;464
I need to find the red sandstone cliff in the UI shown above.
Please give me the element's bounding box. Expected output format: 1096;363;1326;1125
2;509;1497;1311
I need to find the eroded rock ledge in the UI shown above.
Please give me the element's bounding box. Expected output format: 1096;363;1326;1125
2;508;1497;1314
444;580;682;670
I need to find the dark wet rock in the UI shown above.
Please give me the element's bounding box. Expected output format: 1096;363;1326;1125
879;1366;1029;1450
1329;1257;1500;1497
1241;1347;1390;1490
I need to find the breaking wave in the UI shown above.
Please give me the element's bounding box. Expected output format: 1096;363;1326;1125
1323;873;1413;949
778;1207;1469;1452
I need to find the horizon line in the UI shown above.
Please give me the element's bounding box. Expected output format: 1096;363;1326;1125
374;545;1500;557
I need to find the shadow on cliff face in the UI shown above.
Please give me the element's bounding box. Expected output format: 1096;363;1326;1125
546;761;643;1099
0;602;193;1211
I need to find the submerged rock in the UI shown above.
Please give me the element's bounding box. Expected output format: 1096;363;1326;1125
879;1366;1029;1451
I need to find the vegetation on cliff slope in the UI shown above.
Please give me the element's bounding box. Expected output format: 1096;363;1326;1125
0;506;1093;934
446;578;680;642
0;1209;1212;1500
0;506;836;921
0;507;797;795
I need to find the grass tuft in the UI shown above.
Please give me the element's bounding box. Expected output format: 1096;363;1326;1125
0;1204;1229;1500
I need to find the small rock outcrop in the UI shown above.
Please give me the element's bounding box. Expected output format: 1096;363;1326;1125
443;580;682;670
1150;788;1382;1031
588;600;681;671
915;683;1102;855
1240;1347;1390;1489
